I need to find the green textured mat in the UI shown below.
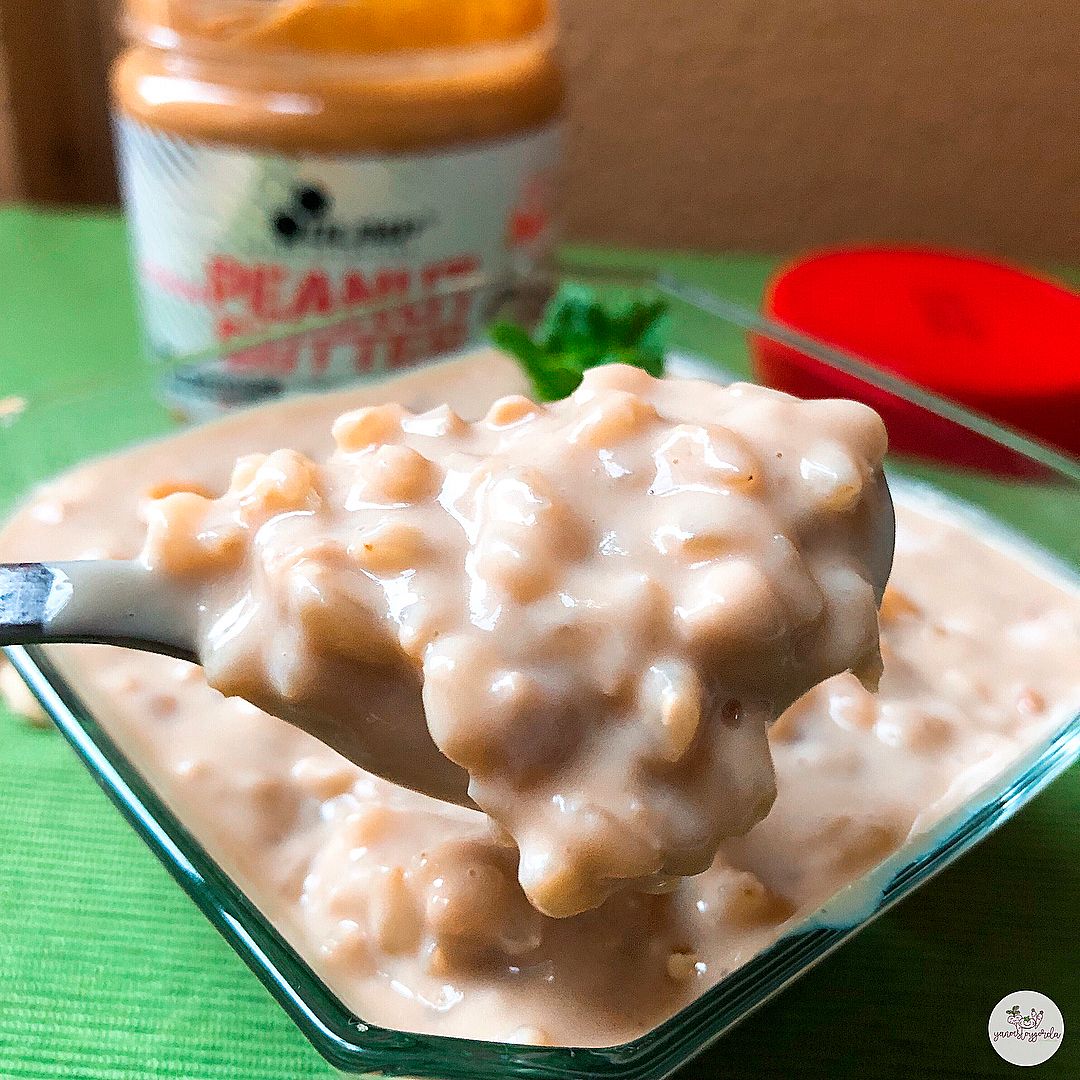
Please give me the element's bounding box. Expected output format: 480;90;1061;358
0;208;1076;1079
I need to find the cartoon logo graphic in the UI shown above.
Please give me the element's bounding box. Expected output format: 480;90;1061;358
989;991;1064;1066
1005;1005;1045;1034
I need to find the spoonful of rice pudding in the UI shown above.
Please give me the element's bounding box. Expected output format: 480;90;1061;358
0;364;893;917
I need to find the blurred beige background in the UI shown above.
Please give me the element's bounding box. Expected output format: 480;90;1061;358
1;0;1077;259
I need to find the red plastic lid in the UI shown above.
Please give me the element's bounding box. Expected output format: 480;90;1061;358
752;247;1080;475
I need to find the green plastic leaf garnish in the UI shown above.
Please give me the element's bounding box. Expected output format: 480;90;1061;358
491;284;668;401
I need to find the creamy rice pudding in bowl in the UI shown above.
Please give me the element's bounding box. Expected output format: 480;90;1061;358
2;342;1077;1078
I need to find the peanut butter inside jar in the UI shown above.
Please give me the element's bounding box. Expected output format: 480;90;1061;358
111;0;565;416
114;0;564;153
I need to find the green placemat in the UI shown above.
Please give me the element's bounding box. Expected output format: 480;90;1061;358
0;208;1076;1079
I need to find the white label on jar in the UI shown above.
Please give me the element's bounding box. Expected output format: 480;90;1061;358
115;118;559;400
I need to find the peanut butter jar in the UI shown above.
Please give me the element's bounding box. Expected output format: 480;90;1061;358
112;0;564;415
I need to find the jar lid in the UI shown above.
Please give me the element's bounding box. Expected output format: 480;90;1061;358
752;247;1080;474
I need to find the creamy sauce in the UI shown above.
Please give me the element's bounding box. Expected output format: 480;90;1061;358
134;361;890;917
2;351;1077;1047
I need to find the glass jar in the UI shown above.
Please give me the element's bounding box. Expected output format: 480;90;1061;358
112;0;564;417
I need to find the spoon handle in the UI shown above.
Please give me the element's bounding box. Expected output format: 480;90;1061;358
0;560;197;661
0;563;64;646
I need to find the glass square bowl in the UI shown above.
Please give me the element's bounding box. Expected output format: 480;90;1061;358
2;284;1077;1078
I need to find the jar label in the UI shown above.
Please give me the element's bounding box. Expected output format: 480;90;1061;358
115;118;560;411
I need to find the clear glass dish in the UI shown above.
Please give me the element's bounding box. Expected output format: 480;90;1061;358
2;286;1077;1078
